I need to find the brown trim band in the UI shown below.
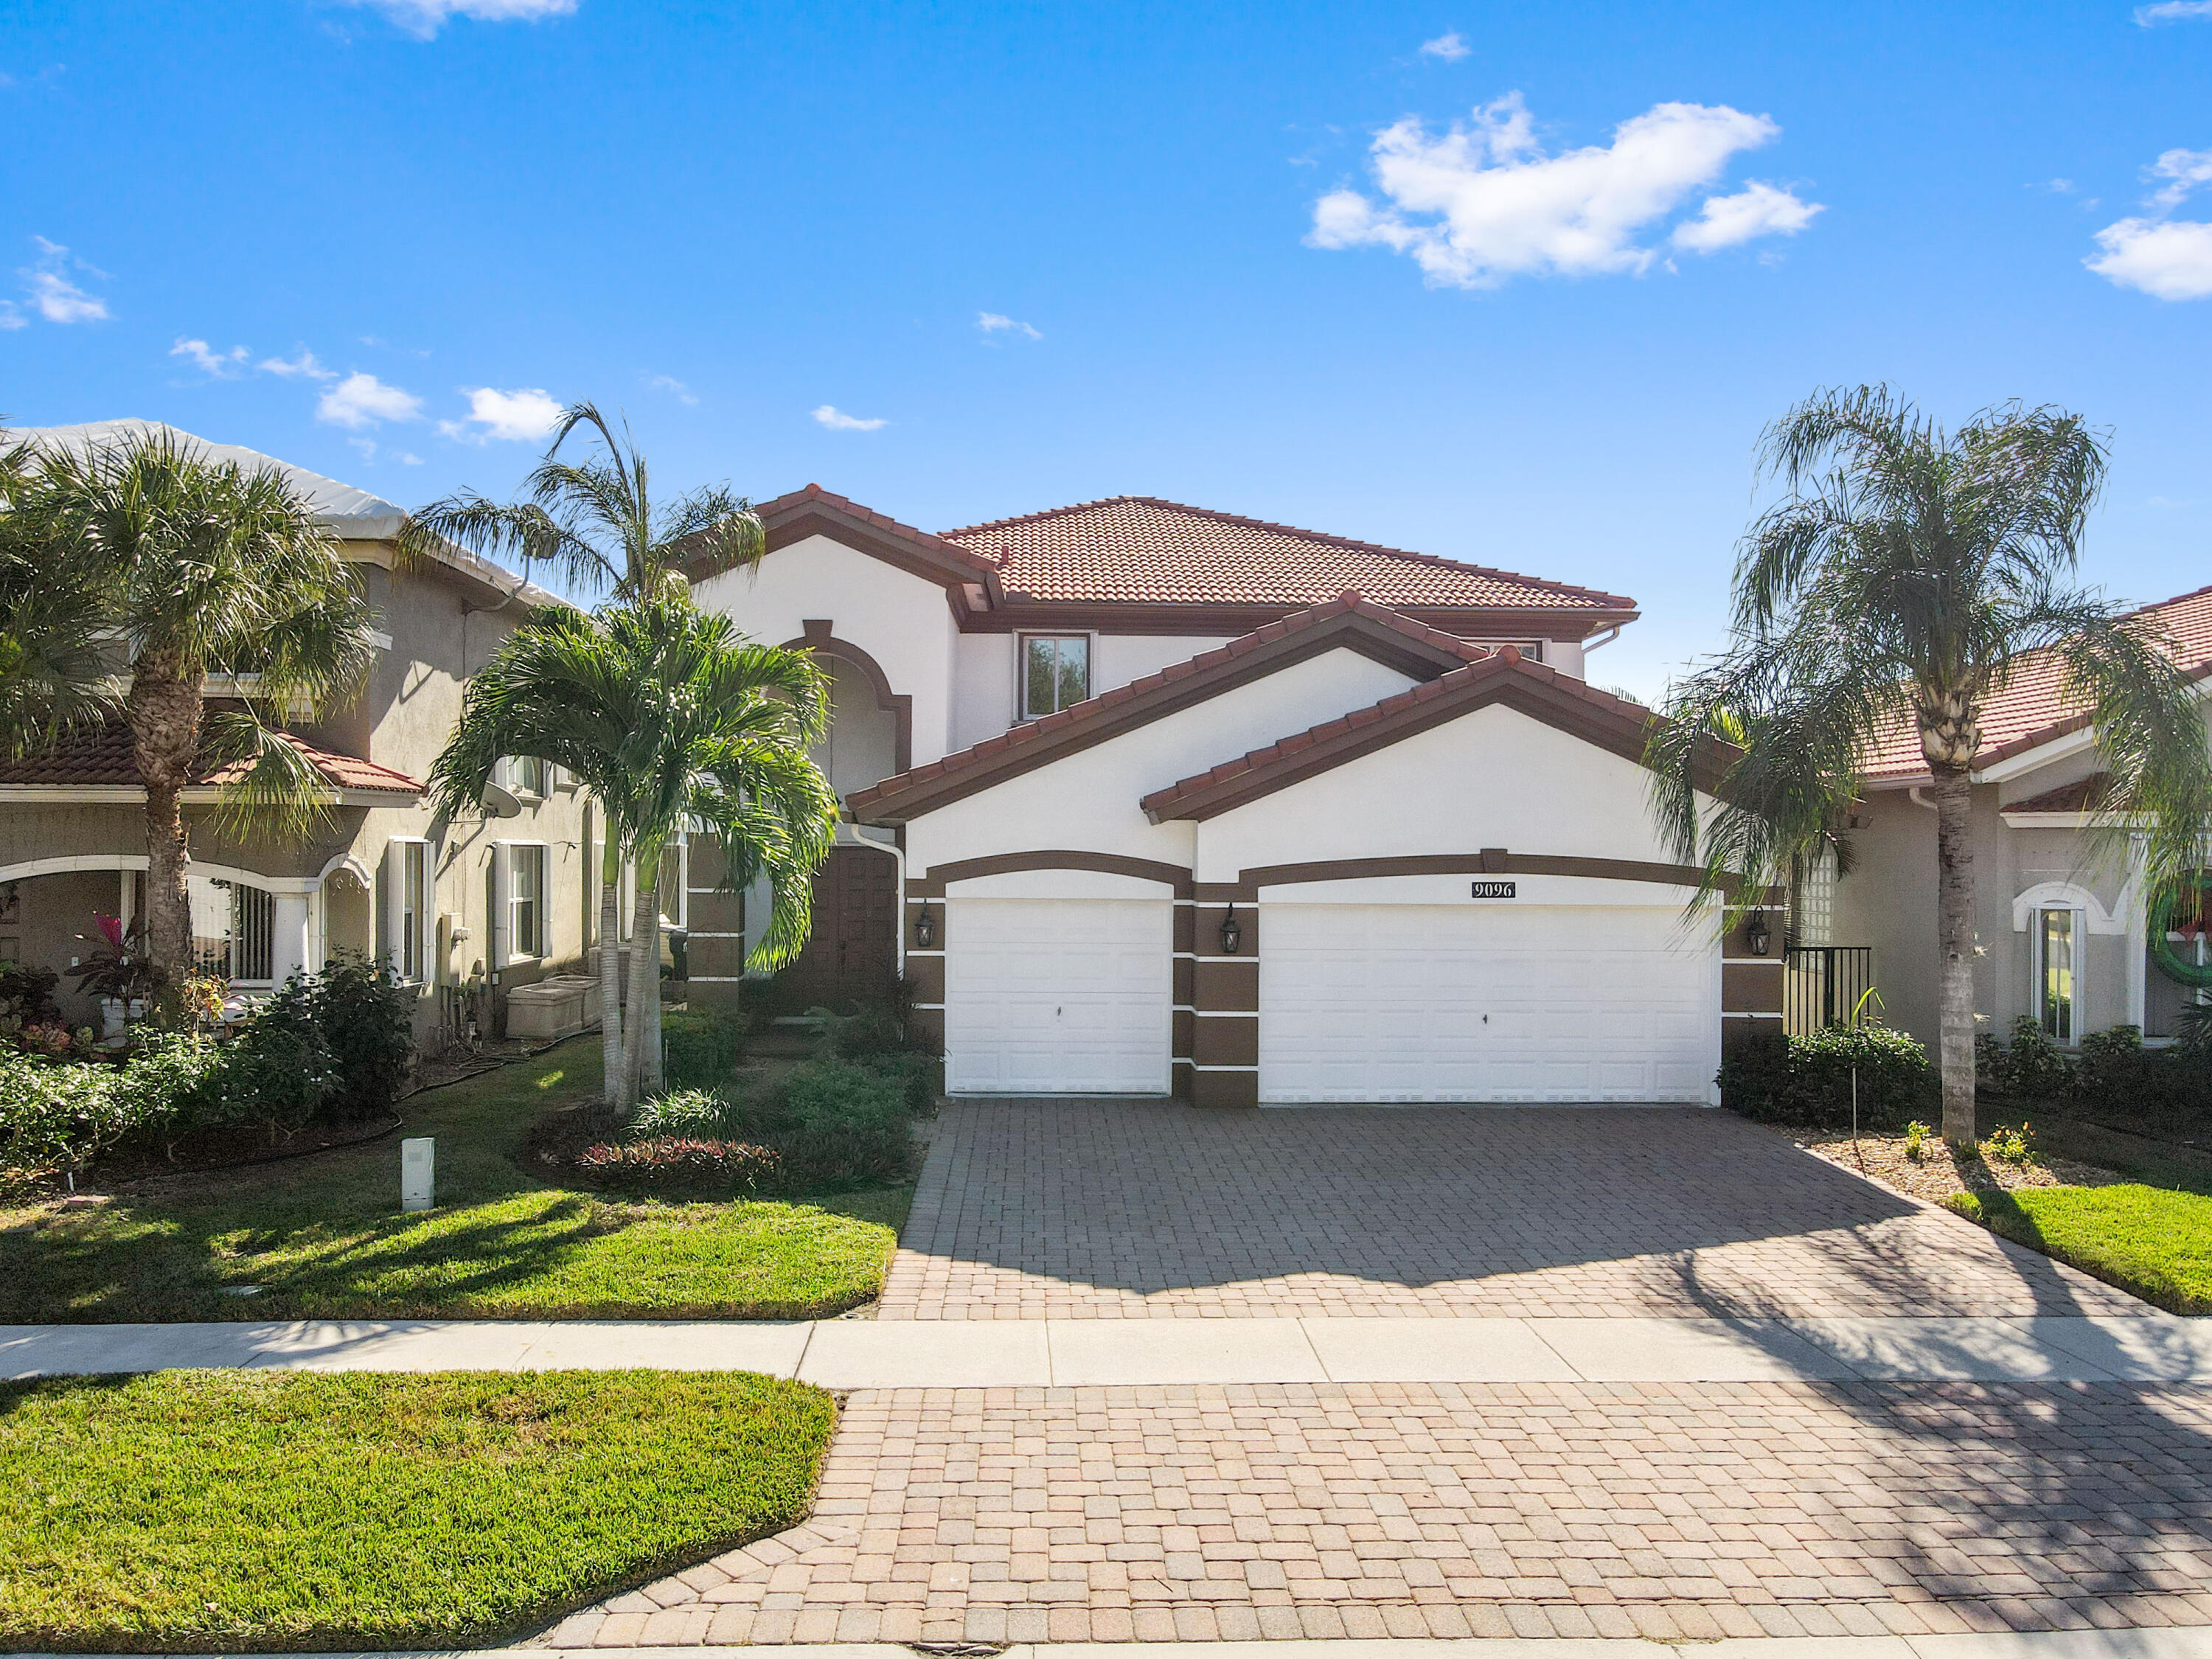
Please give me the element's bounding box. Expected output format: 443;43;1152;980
787;622;915;775
851;604;1484;825
1145;664;1724;822
912;849;1195;898
961;599;1637;641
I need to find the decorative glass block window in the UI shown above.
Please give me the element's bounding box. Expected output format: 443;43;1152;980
1020;634;1090;720
1793;844;1837;946
2038;906;2076;1044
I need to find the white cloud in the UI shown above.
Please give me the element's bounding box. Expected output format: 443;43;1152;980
171;337;249;378
316;372;424;429
647;373;698;405
2149;145;2212;209
1670;180;1822;252
2087;218;2212;299
398;452;424;465
1308;92;1813;288
19;236;108;323
437;386;563;443
2137;0;2212;21
976;311;1042;341
1419;31;1470;60
258;347;336;380
338;0;576;40
812;405;887;431
0;302;25;330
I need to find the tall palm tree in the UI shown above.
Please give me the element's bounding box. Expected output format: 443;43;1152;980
428;599;836;1112
1649;386;2212;1143
9;428;376;992
397;401;764;603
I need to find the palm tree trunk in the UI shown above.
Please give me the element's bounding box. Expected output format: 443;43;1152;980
599;834;626;1115
125;654;204;1000
624;841;662;1107
1933;763;1979;1144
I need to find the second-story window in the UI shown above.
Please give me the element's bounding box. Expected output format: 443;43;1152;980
1020;634;1090;720
502;755;549;798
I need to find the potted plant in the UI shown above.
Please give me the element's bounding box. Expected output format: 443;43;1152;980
69;916;163;1041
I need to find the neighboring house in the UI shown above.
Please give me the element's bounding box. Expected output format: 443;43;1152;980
0;421;595;1043
1831;582;2212;1053
689;486;1774;1106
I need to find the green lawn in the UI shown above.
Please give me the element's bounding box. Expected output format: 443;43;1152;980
0;1035;907;1322
0;1368;833;1652
1950;1183;2212;1314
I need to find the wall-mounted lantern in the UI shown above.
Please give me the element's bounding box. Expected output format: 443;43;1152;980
1745;911;1772;957
1219;902;1243;956
914;902;936;949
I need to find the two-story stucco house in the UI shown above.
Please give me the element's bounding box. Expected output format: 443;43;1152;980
0;421;595;1043
687;486;1775;1107
1824;582;2212;1054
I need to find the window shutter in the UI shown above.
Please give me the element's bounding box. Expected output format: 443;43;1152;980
490;844;508;970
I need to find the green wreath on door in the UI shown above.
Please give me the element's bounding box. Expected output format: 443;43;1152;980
2149;872;2212;990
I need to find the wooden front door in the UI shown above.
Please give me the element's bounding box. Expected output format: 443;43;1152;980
782;845;900;1009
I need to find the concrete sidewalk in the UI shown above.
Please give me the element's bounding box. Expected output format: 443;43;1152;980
7;1310;2211;1385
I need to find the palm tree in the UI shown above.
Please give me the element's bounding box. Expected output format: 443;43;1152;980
0;431;117;757
8;428;376;992
428;599;836;1112
397;401;764;604
1648;386;2212;1144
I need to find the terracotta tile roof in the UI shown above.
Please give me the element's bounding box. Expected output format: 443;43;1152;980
1139;647;1661;819
846;594;1490;820
937;495;1636;616
1861;583;2212;782
0;720;422;797
2000;774;2110;815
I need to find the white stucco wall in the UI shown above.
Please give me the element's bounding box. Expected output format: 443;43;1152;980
692;534;959;765
1193;703;1687;885
906;647;1418;877
950;633;1243;751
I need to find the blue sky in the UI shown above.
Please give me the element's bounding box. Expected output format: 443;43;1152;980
4;0;2209;697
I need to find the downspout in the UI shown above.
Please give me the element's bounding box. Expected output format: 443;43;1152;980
1581;624;1624;655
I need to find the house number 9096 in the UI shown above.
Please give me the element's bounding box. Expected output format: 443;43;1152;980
1470;880;1517;899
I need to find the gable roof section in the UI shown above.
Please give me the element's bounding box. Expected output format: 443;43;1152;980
1139;647;1688;823
846;594;1489;824
1861;582;2212;783
684;483;1003;598
0;720;422;799
939;495;1638;627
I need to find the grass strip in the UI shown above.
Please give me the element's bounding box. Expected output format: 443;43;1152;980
0;1368;833;1652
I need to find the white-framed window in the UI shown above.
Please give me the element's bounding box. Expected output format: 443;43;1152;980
2037;905;2079;1045
1018;633;1091;720
617;832;688;941
499;755;550;799
500;842;546;962
189;875;275;985
384;838;430;984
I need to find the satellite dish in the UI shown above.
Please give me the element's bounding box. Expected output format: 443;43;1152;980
480;783;523;818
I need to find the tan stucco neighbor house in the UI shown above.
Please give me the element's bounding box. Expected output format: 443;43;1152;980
688;487;1775;1107
1826;583;2212;1054
0;422;594;1044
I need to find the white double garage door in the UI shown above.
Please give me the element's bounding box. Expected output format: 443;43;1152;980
944;892;1719;1102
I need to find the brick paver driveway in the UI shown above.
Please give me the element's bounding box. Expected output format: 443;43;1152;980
881;1101;2142;1320
562;1101;2191;1649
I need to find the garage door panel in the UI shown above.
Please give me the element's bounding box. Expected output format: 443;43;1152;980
1259;902;1717;1105
945;897;1172;1095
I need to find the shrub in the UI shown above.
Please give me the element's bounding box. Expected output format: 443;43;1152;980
576;1136;780;1194
633;1088;741;1138
664;1007;746;1093
212;976;338;1132
0;963;64;1036
1994;1015;2073;1101
1981;1121;2037;1165
1903;1120;1930;1161
0;1034;222;1181
1717;1023;1938;1132
312;953;416;1121
806;1002;907;1062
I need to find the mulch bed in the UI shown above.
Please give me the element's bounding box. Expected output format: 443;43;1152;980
1800;1128;2128;1203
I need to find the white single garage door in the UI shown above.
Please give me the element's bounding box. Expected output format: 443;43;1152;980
945;897;1173;1095
1259;902;1717;1104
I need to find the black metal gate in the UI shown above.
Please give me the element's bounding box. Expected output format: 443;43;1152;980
1784;945;1874;1034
